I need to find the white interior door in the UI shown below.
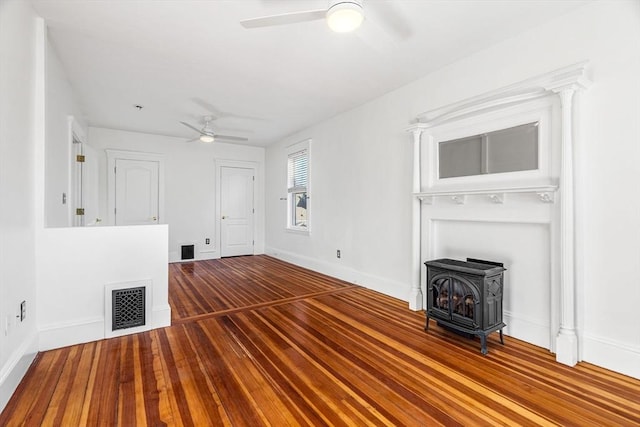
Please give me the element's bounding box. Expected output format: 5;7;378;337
221;166;254;257
115;159;159;226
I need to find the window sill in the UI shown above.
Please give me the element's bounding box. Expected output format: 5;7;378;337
286;227;310;236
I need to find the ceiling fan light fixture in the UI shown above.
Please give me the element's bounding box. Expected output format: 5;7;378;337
326;1;364;33
199;134;214;143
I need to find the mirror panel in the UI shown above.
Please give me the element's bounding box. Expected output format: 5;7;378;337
438;122;538;179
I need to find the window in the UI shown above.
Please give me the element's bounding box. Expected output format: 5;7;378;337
438;122;539;179
287;144;309;231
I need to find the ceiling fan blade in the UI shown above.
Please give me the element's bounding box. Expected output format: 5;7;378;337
367;1;413;40
185;137;199;143
179;121;203;134
191;97;223;117
192;97;266;122
240;9;326;29
214;134;249;142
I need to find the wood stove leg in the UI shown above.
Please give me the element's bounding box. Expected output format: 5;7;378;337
424;315;430;331
499;329;504;345
480;335;488;355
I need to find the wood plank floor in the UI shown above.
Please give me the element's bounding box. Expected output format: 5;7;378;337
168;255;355;323
1;255;639;426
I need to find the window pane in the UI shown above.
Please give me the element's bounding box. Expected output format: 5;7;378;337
287;144;309;230
288;150;308;190
293;192;307;228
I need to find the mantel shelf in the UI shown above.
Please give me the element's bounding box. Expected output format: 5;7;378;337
415;185;558;204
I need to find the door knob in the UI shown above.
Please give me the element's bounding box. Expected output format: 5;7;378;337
152;216;157;221
222;215;227;219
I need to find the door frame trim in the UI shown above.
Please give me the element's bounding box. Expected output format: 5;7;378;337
215;159;261;256
106;150;165;226
68;115;86;227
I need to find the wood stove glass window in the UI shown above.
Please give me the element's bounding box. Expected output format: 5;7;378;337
438;122;539;179
451;279;476;320
432;277;476;321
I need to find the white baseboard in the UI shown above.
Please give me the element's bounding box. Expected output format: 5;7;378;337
503;310;551;350
169;250;219;263
265;246;409;302
582;333;640;380
38;306;172;352
152;304;172;329
39;316;104;351
0;331;38;413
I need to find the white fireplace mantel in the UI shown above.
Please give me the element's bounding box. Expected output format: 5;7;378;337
406;62;591;367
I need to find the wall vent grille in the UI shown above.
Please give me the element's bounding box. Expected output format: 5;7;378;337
112;287;146;331
181;244;195;260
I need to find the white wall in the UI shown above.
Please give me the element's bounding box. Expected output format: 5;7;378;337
266;102;414;301
45;38;87;227
88;127;265;262
578;3;640;375
0;0;40;410
37;225;170;350
265;0;640;378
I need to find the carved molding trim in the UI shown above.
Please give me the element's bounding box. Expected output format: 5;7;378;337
537;192;555;203
488;193;504;204
417;195;433;205
450;195;466;205
406;61;591;131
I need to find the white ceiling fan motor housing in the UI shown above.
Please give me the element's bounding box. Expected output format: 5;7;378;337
326;0;364;33
200;116;215;142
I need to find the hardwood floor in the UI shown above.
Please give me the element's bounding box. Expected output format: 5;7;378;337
1;255;639;426
168;255;355;323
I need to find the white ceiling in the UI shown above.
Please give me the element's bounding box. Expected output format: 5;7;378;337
31;0;589;147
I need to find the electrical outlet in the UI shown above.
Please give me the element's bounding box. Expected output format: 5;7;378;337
336;249;341;259
20;300;26;321
205;238;210;245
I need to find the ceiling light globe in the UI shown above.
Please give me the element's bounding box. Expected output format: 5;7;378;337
326;2;364;33
199;134;215;143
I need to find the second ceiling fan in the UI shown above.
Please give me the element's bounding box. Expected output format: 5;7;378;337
180;116;248;143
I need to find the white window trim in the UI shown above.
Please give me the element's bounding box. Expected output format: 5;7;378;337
285;139;311;234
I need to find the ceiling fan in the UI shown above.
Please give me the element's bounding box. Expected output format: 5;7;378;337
180;116;248;143
241;0;366;33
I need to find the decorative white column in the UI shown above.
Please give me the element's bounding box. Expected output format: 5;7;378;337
548;78;590;366
408;128;424;310
556;88;579;365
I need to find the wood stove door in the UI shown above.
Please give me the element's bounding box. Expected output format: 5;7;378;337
450;276;480;329
428;274;451;321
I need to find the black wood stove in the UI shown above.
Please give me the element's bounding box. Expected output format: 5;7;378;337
424;258;506;354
